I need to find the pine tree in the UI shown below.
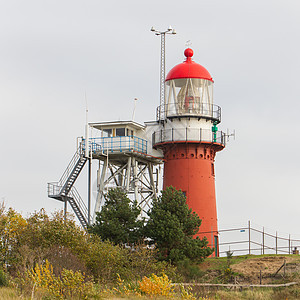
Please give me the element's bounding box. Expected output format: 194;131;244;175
144;186;213;262
89;188;144;245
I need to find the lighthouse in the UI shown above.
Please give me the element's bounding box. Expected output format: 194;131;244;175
152;48;226;256
48;44;226;257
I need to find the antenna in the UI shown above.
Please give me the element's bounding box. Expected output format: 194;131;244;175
85;91;89;158
132;98;138;121
185;40;192;47
226;129;236;142
151;26;176;122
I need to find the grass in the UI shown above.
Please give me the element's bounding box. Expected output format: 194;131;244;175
0;286;28;299
2;254;300;299
213;286;300;300
200;254;300;273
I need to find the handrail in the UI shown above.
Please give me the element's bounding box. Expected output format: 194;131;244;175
152;128;226;147
47;182;88;224
58;146;83;188
47;182;61;197
69;186;88;222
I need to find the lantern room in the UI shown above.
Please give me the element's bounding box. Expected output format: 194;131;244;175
164;48;220;123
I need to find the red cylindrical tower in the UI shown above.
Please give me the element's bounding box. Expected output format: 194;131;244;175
152;48;225;256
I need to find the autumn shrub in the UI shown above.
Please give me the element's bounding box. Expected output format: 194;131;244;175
27;259;94;299
21;209;87;252
123;244;181;282
138;273;175;297
45;245;88;277
0;206;181;288
80;234;129;282
0;207;28;268
21;211;129;283
179;284;197;300
109;273;176;298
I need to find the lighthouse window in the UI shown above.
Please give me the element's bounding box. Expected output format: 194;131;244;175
116;128;125;137
211;163;215;176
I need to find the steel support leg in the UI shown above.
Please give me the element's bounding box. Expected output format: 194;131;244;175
125;156;132;191
132;158;139;203
93;159;108;222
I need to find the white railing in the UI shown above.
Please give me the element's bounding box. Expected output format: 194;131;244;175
152;128;226;146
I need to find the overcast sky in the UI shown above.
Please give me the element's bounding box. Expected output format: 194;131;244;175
1;0;300;240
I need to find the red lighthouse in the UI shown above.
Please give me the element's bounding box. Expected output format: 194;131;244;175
152;48;226;256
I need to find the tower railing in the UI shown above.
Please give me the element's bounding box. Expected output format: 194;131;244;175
156;103;221;123
83;136;148;155
152;128;226;147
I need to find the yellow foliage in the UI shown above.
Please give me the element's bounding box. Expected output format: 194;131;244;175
138;273;175;297
0;208;27;262
110;273;142;297
27;259;93;299
27;259;62;298
179;284;197;300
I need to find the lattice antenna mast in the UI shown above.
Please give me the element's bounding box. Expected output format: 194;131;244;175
151;26;176;122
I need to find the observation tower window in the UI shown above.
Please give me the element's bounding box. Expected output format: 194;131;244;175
127;129;134;136
103;128;112;137
116;128;125;137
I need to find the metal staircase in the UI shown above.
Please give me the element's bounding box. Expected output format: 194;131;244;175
48;144;89;228
65;187;88;228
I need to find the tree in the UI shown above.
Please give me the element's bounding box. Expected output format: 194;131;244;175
0;207;27;266
144;186;213;263
89;188;144;245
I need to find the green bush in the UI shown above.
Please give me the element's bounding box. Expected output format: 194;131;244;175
176;258;205;281
0;268;8;286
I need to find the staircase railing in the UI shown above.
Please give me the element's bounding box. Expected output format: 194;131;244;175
47;182;61;198
58;145;84;189
68;186;88;227
48;182;88;228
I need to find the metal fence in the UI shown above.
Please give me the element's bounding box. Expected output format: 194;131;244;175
200;221;300;257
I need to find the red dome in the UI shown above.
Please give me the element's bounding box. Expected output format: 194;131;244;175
165;48;213;82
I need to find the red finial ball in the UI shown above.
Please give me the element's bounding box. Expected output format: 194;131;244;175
184;48;194;58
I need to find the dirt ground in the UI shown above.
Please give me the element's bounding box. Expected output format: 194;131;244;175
231;256;300;284
199;255;300;284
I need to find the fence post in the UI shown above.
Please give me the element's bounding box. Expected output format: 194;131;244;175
248;220;251;255
289;234;291;254
262;227;265;255
276;231;278;255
